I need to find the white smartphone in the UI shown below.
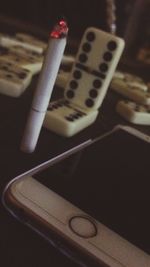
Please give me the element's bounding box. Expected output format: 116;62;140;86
3;126;150;267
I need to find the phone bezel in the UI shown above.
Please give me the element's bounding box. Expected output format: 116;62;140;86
2;125;150;267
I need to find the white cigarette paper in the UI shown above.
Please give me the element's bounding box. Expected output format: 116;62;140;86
20;19;68;153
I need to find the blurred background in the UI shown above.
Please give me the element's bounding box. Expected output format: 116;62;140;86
0;0;130;37
0;0;149;65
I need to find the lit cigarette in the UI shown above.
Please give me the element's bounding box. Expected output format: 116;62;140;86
20;19;68;153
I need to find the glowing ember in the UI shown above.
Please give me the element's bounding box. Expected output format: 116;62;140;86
51;19;68;38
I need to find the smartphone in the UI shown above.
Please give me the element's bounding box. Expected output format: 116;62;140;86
3;126;150;267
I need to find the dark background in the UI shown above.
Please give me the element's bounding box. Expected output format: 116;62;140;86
0;0;132;38
0;1;149;267
1;0;149;60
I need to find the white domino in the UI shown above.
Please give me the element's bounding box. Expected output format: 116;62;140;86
0;59;32;97
15;32;47;52
116;100;150;125
8;44;42;58
0;46;43;75
61;54;75;67
56;70;70;88
44;99;98;137
111;78;150;105
44;27;125;137
112;71;148;91
64;27;125;110
113;70;124;79
0;33;46;54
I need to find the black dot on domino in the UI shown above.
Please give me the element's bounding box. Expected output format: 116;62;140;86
52;103;61;109
99;63;108;72
103;51;113;61
19;72;27;79
85;98;94;107
6;73;13;79
66;90;75;99
2;66;8;71
79;53;88;63
71;114;80;120
74;112;83;118
48;106;54;111
82;42;91;53
69;80;78;89
86;32;95;42
65;116;74;122
75;112;84;118
48;103;59;111
89;89;98;98
93;79;102;88
73;70;82;79
107;41;117;51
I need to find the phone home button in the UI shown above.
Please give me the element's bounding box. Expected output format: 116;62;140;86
69;215;97;238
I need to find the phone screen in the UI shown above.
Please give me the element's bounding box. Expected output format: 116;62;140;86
34;129;150;255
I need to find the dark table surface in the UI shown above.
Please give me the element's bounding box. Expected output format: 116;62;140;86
0;16;149;267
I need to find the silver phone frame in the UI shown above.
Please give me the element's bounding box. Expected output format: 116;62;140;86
2;125;150;267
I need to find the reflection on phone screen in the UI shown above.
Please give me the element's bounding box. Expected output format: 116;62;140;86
34;129;150;255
